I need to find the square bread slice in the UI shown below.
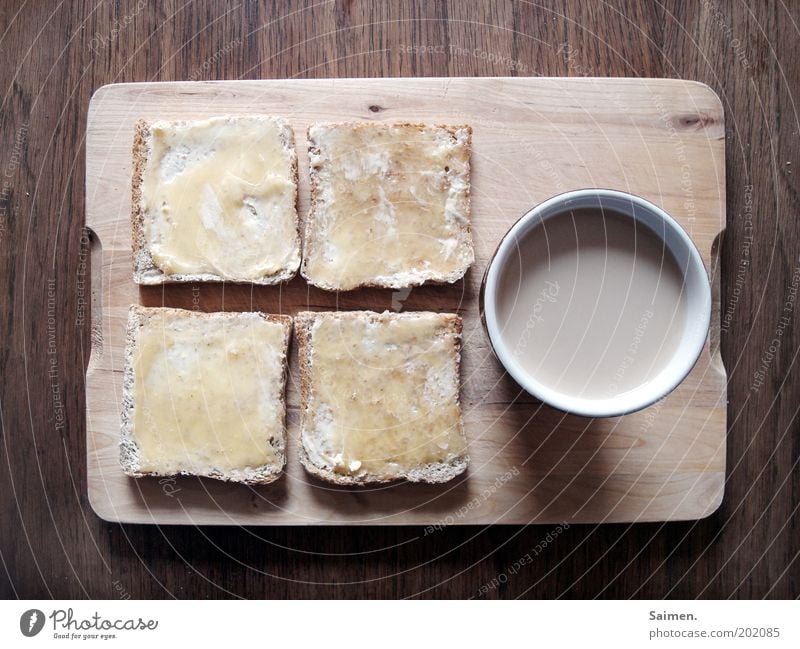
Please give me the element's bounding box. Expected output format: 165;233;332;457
296;310;469;485
120;306;291;484
302;122;474;291
131;115;300;284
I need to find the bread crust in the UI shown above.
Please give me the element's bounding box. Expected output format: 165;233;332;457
120;305;292;485
295;310;469;485
131;116;301;285
301;122;474;291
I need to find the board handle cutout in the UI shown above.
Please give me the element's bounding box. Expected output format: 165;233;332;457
86;226;104;369
708;228;726;379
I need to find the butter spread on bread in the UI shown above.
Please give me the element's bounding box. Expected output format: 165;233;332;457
120;306;291;484
132;116;300;284
296;310;469;484
302;122;474;291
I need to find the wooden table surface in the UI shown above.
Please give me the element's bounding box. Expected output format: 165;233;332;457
1;0;798;599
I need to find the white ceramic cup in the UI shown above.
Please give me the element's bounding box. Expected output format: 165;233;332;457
480;189;712;418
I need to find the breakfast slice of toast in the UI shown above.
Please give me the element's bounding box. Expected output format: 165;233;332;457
302;122;474;290
120;306;291;484
296;310;469;485
131;115;300;284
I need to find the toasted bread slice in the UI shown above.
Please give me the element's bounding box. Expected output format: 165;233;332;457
296;310;469;485
302;122;474;290
132;115;300;284
120;306;291;484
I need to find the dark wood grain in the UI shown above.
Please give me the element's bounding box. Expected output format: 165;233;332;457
1;0;798;599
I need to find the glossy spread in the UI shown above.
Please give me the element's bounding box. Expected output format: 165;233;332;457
304;123;473;289
302;312;466;478
132;311;287;473
141;116;299;280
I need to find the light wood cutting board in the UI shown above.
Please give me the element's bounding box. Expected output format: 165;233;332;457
85;77;727;525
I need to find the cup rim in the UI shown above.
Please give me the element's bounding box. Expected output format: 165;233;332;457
481;188;712;418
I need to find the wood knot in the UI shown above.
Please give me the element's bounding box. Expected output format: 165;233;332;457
678;113;715;129
674;112;725;139
368;104;383;113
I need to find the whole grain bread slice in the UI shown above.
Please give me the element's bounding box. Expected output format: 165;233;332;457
131;115;300;285
120;305;291;485
295;310;469;485
301;122;474;291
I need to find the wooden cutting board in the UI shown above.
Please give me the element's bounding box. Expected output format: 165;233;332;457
85;77;726;525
